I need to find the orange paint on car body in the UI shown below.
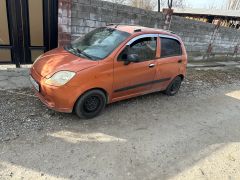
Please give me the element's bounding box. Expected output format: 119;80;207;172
30;25;187;116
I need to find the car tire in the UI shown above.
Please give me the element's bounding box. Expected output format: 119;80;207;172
74;90;106;119
164;76;182;96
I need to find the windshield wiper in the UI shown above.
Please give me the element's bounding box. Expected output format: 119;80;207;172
75;48;94;60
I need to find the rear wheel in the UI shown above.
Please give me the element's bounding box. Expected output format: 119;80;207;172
74;90;106;119
164;76;182;96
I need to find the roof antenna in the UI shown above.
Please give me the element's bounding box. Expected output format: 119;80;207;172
134;29;142;32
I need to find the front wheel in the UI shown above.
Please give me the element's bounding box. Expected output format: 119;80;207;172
164;76;182;96
74;90;106;119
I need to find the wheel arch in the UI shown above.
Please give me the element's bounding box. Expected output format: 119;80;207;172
178;74;184;80
73;87;109;111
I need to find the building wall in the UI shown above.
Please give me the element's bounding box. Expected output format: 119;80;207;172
59;0;240;58
58;0;72;47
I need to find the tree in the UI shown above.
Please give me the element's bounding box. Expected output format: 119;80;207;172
161;0;187;9
128;0;157;11
108;0;188;10
207;0;218;9
227;0;240;10
105;0;127;4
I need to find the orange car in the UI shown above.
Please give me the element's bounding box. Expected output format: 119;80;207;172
30;25;187;119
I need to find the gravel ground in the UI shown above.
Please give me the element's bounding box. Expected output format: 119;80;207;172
1;67;239;142
0;67;240;179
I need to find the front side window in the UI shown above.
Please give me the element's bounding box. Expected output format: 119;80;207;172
65;27;130;60
160;37;182;58
118;37;157;62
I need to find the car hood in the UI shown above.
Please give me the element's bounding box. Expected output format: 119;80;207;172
32;47;98;78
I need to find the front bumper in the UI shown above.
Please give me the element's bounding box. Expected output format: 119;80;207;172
30;68;80;113
33;88;72;113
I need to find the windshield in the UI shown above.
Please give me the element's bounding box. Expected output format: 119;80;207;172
64;27;130;60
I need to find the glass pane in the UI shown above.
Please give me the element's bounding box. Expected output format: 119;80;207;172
0;49;11;62
119;37;157;61
31;49;44;62
0;0;10;45
28;0;44;46
161;38;182;58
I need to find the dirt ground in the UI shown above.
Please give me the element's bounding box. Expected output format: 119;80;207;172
0;67;240;180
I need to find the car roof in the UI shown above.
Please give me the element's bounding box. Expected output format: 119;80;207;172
107;24;179;38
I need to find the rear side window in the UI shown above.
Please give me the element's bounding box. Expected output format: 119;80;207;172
160;37;182;58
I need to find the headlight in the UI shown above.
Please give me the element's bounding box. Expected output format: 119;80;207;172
45;71;76;86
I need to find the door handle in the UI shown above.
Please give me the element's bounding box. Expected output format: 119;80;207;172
178;59;182;63
149;64;155;68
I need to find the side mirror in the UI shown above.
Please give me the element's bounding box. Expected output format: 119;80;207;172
124;54;140;65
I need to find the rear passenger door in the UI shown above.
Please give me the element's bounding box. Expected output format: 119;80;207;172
152;35;183;91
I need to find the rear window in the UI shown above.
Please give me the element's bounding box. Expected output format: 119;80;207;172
160;37;182;58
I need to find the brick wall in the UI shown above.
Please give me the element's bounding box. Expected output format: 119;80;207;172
58;0;72;47
59;0;240;58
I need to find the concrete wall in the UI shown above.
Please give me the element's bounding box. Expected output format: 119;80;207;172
61;0;240;58
58;0;72;47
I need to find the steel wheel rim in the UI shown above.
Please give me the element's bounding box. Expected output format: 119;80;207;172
83;95;101;113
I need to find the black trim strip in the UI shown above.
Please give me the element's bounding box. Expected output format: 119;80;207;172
43;0;49;51
0;45;12;48
29;46;46;50
114;78;171;93
21;0;31;64
8;0;22;66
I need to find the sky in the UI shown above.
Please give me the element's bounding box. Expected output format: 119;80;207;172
185;0;228;9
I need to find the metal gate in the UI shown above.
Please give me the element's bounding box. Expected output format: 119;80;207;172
0;0;58;66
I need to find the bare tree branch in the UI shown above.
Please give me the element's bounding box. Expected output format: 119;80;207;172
227;0;240;10
106;0;189;10
160;0;187;9
105;0;127;4
128;0;157;11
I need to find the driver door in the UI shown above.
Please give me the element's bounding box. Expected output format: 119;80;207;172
112;34;158;101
